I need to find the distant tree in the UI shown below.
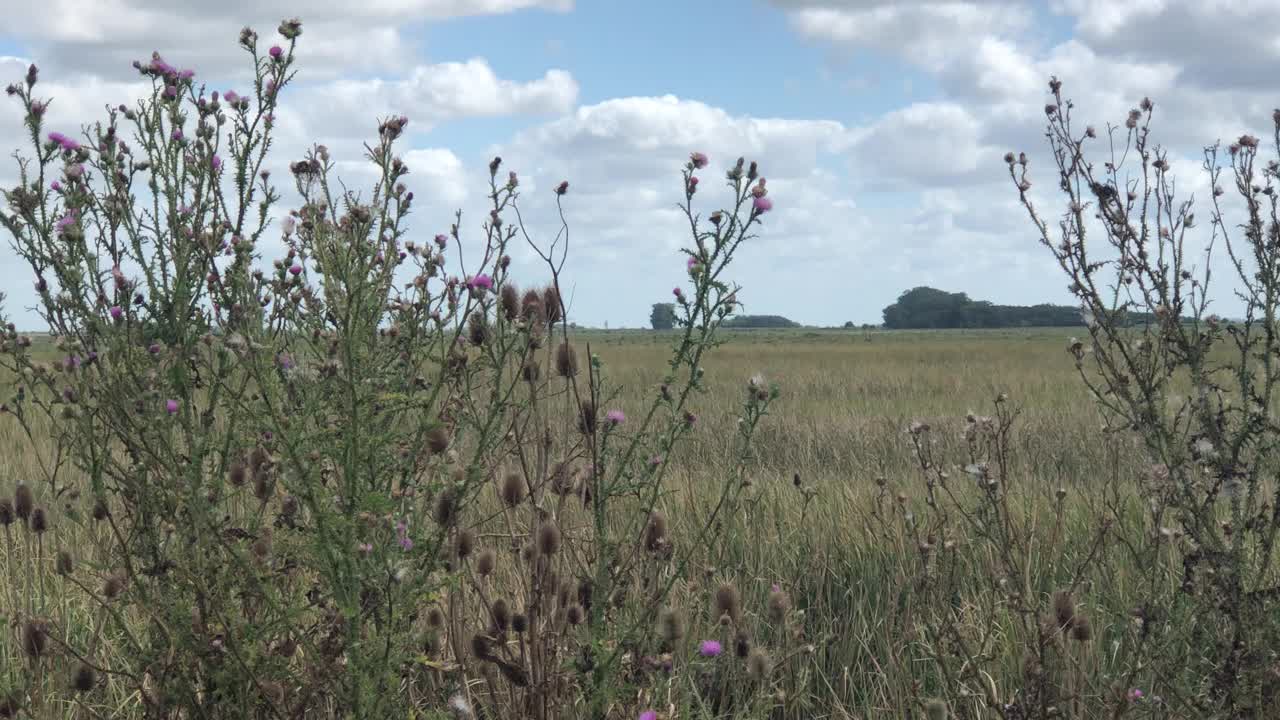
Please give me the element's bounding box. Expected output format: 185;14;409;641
880;286;1188;329
843;321;856;329
650;302;677;330
723;315;800;329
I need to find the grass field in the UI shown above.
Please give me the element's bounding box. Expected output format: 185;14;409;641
3;326;1173;718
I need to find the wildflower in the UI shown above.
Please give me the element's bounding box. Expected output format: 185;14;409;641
165;399;179;415
699;640;723;657
640;712;658;720
753;196;773;214
467;274;493;292
605;409;626;425
47;131;80;151
555;180;569;195
171;129;184;141
687;175;699;193
288;263;302;276
673;287;684;302
109;306;123;321
396;520;413;551
50;181;62;192
690;151;708;169
1128;688;1144;702
211;154;222;171
536;523;561;556
357;542;373;555
715;583;743;623
269;45;283;59
435;233;448;249
747;649;771;680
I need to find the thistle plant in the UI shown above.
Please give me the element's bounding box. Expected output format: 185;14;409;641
0;19;783;720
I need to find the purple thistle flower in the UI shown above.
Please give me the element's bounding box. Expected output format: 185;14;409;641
171;129;184;141
277;353;294;370
224;90;240;105
148;343;161;355
269;45;283;59
165;399;179;415
753;196;773;214
55;212;77;233
605;409;626;425
289;263;302;276
163;85;177;100
673;287;684;301
109;306;123;321
555;180;569;195
690;151;708;169
467;274;493;291
50;181;62;192
699;640;722;657
1128;689;1144;702
640;712;658;720
178;69;194;81
357;542;373;555
211;154;222;171
434;234;448;249
47;131;80;151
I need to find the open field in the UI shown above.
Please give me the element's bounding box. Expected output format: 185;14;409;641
3;327;1186;718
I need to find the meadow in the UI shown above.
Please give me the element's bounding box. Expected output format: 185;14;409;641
1;327;1168;718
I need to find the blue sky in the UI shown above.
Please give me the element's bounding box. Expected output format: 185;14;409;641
1;0;1276;329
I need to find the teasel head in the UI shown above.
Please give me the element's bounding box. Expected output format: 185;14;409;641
550;462;576;496
1052;589;1076;632
491;598;512;631
767;587;790;624
555;341;578;378
734;629;751;658
500;283;519;321
14;483;33;525
21;619;47;660
72;663;96;693
477;548;496;577
658;607;686;643
433;487;457;528
520;360;540;383
426;606;445;630
537;523;562;556
578;400;597;435
56;549;74;576
644;511;668;552
565;604;584;626
456;528;476;559
425;425;451;455
228;458;247;486
499;472;525;508
747;648;771;681
543;286;562;324
103;571;126;600
520;289;545;324
714;582;742;624
512;613;528;633
0;498;12;527
470;632;493;660
467;312;489;346
1071;615;1093;642
30;506;48;534
91;497;109;522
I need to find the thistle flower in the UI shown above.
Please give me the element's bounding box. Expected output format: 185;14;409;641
555;180;569;195
467;274;493;292
110;306;123;321
753;196;773;214
14;483;33;524
477;548;496;576
747;648;771;680
699;640;722;657
165;399;179;415
455;528;474;558
211;154;222;171
767;586;790;623
537;523;561;556
1128;688;1144;702
690;151;708;169
22;619;46;660
288;263;302;276
30;507;47;534
555;341;578;377
605;409;626;426
72;663;96;693
56;550;73;575
499;472;525;507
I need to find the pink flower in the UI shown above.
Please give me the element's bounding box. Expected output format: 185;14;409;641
50;181;62;192
47;131;80;151
605;409;626;425
753;196;773;214
109;306;123;321
673;287;684;301
211;154;222;171
555;180;569;195
165;399;179;415
690;151;708;169
467;274;493;291
269;45;283;59
289;264;302;276
1128;689;1144;702
687;176;699;193
699;640;722;657
435;234;448;249
640;712;658;720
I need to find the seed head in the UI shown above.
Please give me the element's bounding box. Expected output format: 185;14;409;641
30;506;48;534
543;286;562;324
56;549;74;576
714;583;742;624
734;629;751;658
103;572;126;600
229;458;247;486
14;483;33;524
433;487;457;527
925;700;948;720
72;663;96;693
492;598;511;630
456;529;476;559
578;400;597;435
521;361;540;383
659;607;685;643
767;587;790;623
566;604;584;625
537;523;561;556
1071;615;1093;642
477;548;496;576
512;613;528;632
644;511;667;552
555;341;578;377
91;497;109;521
500;283;519;321
747;648;771;680
426;426;451;454
21;619;46;659
427;606;445;629
499;472;525;507
470;633;492;660
0;499;12;526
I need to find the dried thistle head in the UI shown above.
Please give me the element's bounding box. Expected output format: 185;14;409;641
747;648;771;680
578;400;596;435
500;283;519;321
714;582;742;624
555;341;578;378
492;598;511;630
56;549;73;576
30;506;48;534
426;426;451;455
565;604;584;625
72;663;96;693
477;548;496;577
228;458;247;486
767;587;790;624
537;523;561;556
543;286;562;324
433;487;457;528
1052;589;1076;631
467;312;489;346
644;511;667;552
21;619;46;660
103;572;126;600
499;472;525;508
14;483;33;524
659;607;686;643
1071;615;1093;642
456;528;476;559
521;361;540;383
91;497;109;522
734;629;751;658
426;606;445;629
512;613;528;633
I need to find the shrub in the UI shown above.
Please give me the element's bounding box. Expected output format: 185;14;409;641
0;20;782;719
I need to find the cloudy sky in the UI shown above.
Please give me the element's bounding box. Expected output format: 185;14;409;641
1;0;1277;329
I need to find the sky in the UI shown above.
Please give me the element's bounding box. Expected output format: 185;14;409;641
1;0;1279;329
